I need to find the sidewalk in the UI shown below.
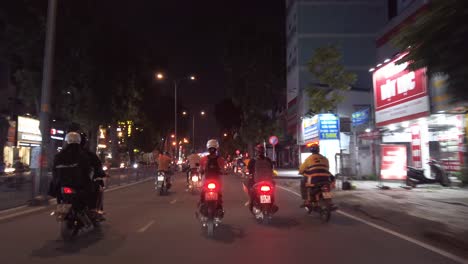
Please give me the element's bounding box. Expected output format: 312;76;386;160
275;177;468;255
275;168;301;178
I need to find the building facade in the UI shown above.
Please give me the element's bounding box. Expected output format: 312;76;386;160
285;0;387;174
371;0;465;181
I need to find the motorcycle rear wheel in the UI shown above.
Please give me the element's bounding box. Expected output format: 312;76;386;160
320;208;331;223
61;220;78;241
207;221;215;237
319;199;332;223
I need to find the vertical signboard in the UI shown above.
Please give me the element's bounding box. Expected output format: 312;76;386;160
302;115;319;142
411;124;422;168
318;113;340;140
380;144;407;180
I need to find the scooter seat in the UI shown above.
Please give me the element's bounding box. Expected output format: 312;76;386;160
407;166;423;173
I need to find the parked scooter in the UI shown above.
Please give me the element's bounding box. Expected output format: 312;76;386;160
406;159;451;187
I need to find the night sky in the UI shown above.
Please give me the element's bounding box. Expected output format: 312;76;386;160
118;0;285;144
1;0;285;148
139;0;285;105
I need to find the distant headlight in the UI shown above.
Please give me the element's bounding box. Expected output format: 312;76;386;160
4;168;15;173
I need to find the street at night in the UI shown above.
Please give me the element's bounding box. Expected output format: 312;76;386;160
1;0;468;263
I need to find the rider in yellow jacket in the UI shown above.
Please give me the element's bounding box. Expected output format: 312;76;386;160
299;142;334;206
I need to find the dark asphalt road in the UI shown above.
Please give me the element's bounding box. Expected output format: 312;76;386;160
0;172;463;264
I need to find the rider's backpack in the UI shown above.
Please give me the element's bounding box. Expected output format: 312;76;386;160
205;156;220;178
254;158;273;181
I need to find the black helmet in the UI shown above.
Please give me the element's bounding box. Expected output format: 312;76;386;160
79;132;88;147
255;144;265;155
307;142;320;154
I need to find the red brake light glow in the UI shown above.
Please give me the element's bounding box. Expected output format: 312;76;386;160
260;185;271;192
207;183;216;190
62;187;74;194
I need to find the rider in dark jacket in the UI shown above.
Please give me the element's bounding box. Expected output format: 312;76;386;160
50;132;93;209
80;132;107;216
245;144;277;212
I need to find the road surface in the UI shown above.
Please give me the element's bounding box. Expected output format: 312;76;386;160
0;172;465;264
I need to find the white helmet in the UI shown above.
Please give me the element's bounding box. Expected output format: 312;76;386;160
65;132;81;144
206;139;219;150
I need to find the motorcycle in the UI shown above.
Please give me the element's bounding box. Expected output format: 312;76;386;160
234;162;245;176
198;180;223;237
53;186;101;241
155;171;171;195
406;160;451;187
304;183;335;223
188;168;203;194
250;181;278;224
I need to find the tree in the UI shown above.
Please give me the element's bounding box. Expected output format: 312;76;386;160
0;1;169;164
306;45;357;114
222;19;285;153
393;0;468;101
214;98;241;132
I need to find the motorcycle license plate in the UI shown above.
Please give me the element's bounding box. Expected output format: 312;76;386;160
322;192;333;199
191;176;199;182
157;176;164;181
260;195;271;204
205;192;218;201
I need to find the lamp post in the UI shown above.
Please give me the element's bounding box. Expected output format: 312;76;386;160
35;0;57;203
155;73;196;159
183;110;205;152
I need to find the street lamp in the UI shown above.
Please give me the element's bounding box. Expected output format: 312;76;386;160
223;133;228;137
156;72;164;80
182;110;206;151
155;73;196;159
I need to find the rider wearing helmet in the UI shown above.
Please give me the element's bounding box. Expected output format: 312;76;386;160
298;142;335;207
199;139;225;218
186;149;201;186
157;151;173;189
49;132;93;209
245;144;278;212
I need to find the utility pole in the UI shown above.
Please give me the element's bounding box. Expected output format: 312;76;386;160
34;0;57;204
174;80;178;160
192;114;195;151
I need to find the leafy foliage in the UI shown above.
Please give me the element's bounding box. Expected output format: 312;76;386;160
222;20;285;152
306;45;357;114
392;0;468;100
0;1;170;154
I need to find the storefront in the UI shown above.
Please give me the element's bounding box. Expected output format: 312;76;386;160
2;116;41;168
372;53;464;179
300;113;341;175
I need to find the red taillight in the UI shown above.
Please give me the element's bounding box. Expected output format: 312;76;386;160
62;187;74;194
207;183;216;190
260;185;271;192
